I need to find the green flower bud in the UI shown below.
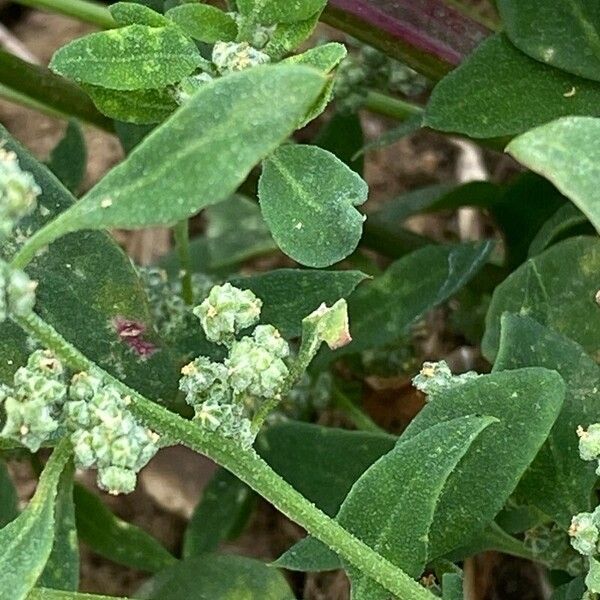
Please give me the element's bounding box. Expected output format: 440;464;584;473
71;429;95;468
97;465;137;496
412;361;479;398
179;357;229;406
252;324;289;359
570;512;600;556
1;394;58;452
0;261;37;322
0;147;40;238
69;372;103;402
212;41;270;74
226;336;288;399
579;424;600;462
194;283;262;345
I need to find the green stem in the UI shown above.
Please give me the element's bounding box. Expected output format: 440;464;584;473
364;91;424;121
173;220;194;306
12;0;116;29
0;51;113;132
14;311;436;600
332;383;386;434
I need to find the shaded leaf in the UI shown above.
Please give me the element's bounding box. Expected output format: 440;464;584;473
28;590;127;600
183;468;255;558
259;144;368;268
138;554;294;600
274;536;341;572
50;25;201;90
18;65;325;263
425;35;600;138
284;42;347;72
0;461;18;528
46;120;86;194
315;111;365;175
39;462;79;591
166;4;238;42
230;269;368;338
498;0;600;82
74;484;175;573
401;368;565;559
354;114;422;158
482;237;600;361
508;116;600;235
334;242;493;356
264;14;320;59
551;578;586;600
494;314;600;526
0;441;70;600
442;573;464;600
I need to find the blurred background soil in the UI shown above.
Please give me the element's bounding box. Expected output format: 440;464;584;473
0;4;545;599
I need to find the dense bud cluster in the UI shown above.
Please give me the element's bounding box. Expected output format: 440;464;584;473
64;372;159;495
0;147;40;238
212;41;271;74
0;350;67;452
0;354;159;495
412;361;479;398
193;282;262;346
180;285;290;448
578;424;600;471
0;261;37;322
570;508;600;557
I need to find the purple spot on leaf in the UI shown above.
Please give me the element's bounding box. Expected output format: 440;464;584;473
113;317;157;359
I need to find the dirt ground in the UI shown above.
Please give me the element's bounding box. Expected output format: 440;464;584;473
0;6;543;599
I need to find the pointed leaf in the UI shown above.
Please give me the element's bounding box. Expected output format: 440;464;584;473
166;4;238;42
110;2;170;27
284;42;347;72
50;25;201;90
259;144;368;267
0;462;18;528
46;120;86;194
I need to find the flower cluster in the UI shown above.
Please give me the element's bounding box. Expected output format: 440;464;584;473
0;351;159;495
578;424;600;473
0;146;40;239
65;372;159;495
0;260;37;323
0;350;67;452
570;508;600;557
412;360;479;398
180;284;290;448
212;41;270;74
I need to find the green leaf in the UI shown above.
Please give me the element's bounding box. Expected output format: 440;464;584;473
264;14;320;59
49;25;201;90
183;468;255;558
258;421;396;517
166;4;238;42
493;314;600;526
442;573;464;600
84;85;178;125
528;203;591;257
259;144;368;268
551;578;586;600
17;65;325;265
39;462;79;591
137;554;294;600
229;269;368;338
73;484;175;573
283;42;347;73
508;116;600;235
238;0;327;25
0;462;18;528
46;120;86;194
354;114;422;158
28;590;127;600
334;242;493;356
273;536;340;572
340;416;495;599
205;195;276;270
0;126;180;400
401;367;565;559
109;2;170;26
0;441;70;600
425;34;600;138
498;0;600;82
588;557;600;593
482;237;600;361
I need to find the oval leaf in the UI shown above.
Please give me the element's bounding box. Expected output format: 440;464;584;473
166;4;238;42
49;25;202;90
507;116;600;235
259;144;368;267
498;0;600;82
238;0;327;25
425;34;600;138
110;2;170;27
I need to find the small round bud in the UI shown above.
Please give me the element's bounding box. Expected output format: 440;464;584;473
71;429;95;469
193;283;262;345
212;41;270;74
1;394;58;452
0;147;40;238
579;424;600;462
569;512;599;556
0;261;36;322
97;465;137;496
252;324;289;359
179;357;229;406
69;372;103;402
